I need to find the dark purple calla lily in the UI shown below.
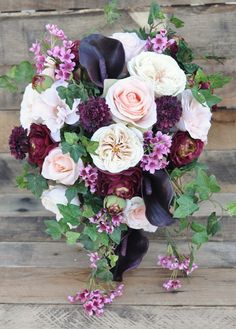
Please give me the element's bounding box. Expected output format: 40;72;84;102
112;229;149;282
79;34;125;87
142;170;175;227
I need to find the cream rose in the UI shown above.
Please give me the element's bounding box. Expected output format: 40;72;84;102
106;76;156;129
123;197;157;232
42;56;56;80
41;147;83;185
90;123;144;173
31;81;80;141
41;185;80;221
111;32;146;62
20;83;43;129
176;89;212;142
127;52;186;97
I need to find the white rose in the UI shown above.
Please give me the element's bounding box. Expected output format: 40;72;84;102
123;196;157;232
30;81;80;141
20;83;43;129
41;185;80;221
127;52;186;97
90;123;144;173
176;89;212;142
41;147;83;185
111;32;146;62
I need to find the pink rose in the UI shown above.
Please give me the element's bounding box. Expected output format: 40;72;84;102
41;147;83;185
106;77;156;129
123;197;157;232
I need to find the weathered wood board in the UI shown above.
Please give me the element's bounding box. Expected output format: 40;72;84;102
0;241;235;268
1;305;236;329
0;0;235;12
0;267;236;305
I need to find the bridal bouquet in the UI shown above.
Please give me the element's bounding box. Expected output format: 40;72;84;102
5;2;235;317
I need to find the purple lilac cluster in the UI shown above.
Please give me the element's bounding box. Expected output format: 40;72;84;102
163;279;182;291
30;24;75;80
9;126;29;160
79;165;98;193
158;255;198;275
140;130;172;174
145;29;175;53
89;209;123;234
68;284;124;316
87;252;100;269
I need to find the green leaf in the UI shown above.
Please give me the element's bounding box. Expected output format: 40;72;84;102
109;254;118;268
104;0;120;24
176;40;194;64
83;225;98;242
66;231;81;245
226;202;236;216
195;169;221;200
194;68;208;85
110;227;122;244
207;212;221;236
200;90;222;107
99;232;109;247
182;62;199;74
44;220;63;240
191;86;206;105
58;204;81;226
82;205;95;218
13;61;35;84
65;187;78;203
178;217;189;232
79;234;100;251
80;136;99;154
0;75;17;92
170;15;184;28
148;2;165;25
61;141;87;162
192;231;209;245
64;132;79;145
26;173;48;197
57;83;89;109
191;221;206;233
208;73;232;89
96;269;113;282
174;195;199;218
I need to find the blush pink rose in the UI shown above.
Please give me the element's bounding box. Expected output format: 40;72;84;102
106;77;156;129
123;197;157;232
41;147;83;185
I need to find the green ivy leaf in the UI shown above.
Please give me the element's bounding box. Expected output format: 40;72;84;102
58;204;81;226
64;132;79;145
26;173;48;197
195;169;221;200
174;195;199;218
148;2;165;25
96;269;113;282
191;221;206;233
99;232;109;247
192;231;209;245
200;90;222;107
170;15;184;28
57;83;89;109
178;217;189;232
13;61;35;84
104;0;120;24
110;227;122;244
176;40;194;64
65;187;78;203
208;73;232;89
61;141;87;162
44;220;63;240
226;202;236;216
82;205;95;218
207;212;221;236
66;231;81;245
80;136;99;154
109;254;119;268
84;225;98;242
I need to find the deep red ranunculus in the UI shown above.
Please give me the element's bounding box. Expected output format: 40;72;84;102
96;167;142;199
170;131;204;167
28;123;58;168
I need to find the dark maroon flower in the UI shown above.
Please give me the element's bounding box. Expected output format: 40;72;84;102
9;126;29;160
79;34;125;87
199;81;211;90
96;167;142;199
170;131;204;167
28;123;58;168
155;96;182;132
69;40;80;65
78;97;112;133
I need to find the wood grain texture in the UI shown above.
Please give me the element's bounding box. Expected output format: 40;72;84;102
0;5;236;67
1;304;236;329
0;267;236;305
1;110;236;152
0;1;235;12
0;241;235;268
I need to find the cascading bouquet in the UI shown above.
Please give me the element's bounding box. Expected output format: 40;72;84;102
4;2;235;317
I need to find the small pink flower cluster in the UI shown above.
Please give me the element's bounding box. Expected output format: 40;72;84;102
68;284;124;316
140;130;172;174
89;209;123;234
163;279;182;291
158;255;198;275
145;29;175;53
87;252;100;269
30;24;76;80
29;41;46;73
79;165;98;193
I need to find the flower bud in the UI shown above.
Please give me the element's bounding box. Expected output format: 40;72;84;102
104;195;126;215
32;74;54;93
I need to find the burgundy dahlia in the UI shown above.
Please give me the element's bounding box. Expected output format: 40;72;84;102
155;96;182;132
28;123;58;168
9;126;29;160
170;131;204;167
78;97;112;134
96;167;142;199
